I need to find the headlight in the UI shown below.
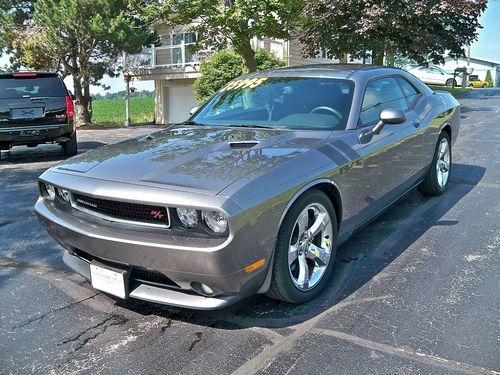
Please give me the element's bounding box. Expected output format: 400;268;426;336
176;207;198;228
42;183;56;201
57;188;71;203
202;210;228;233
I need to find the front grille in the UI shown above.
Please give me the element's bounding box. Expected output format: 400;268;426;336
130;268;179;288
72;193;170;227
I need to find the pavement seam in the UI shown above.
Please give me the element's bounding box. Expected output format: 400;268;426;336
231;295;393;375
311;328;500;375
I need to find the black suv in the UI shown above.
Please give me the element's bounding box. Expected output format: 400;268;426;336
0;72;77;159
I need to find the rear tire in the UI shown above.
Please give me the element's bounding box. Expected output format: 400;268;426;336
267;190;338;303
418;132;451;196
446;79;456;88
482;83;487;88
63;132;78;156
469;84;474;88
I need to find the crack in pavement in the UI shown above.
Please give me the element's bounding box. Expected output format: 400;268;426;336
58;314;129;353
0;213;36;228
188;332;203;352
12;293;99;329
0;258;68;273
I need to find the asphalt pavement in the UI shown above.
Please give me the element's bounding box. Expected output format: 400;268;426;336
0;90;499;374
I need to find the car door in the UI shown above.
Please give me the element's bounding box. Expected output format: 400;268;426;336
415;67;432;84
342;76;424;228
429;67;446;85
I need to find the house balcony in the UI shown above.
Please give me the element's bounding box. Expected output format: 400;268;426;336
124;43;202;80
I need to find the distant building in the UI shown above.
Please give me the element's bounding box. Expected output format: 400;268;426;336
440;56;500;87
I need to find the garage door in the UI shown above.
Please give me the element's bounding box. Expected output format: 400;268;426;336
167;85;197;124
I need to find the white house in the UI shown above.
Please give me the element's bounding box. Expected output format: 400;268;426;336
439;56;500;87
124;23;359;125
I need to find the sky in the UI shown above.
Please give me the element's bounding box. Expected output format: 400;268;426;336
1;0;499;95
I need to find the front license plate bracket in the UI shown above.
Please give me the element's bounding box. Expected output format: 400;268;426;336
90;261;130;299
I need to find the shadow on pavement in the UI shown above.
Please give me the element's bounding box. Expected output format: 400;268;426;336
0;141;106;165
118;163;486;329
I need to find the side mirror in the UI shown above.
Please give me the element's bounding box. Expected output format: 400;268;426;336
189;106;199;115
372;108;406;135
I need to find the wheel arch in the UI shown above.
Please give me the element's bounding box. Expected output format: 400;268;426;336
258;178;343;295
278;179;342;232
441;123;452;141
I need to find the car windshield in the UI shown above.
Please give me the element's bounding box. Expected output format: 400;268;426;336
0;75;67;99
192;77;354;130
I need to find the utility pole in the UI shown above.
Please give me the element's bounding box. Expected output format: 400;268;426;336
125;74;131;127
124;52;131;127
462;46;471;88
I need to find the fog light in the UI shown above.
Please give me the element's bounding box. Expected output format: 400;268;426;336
57;188;71;203
176;207;198;228
202;210;228;233
43;183;56;201
191;282;214;296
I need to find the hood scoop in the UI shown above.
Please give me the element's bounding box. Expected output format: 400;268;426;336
229;141;258;149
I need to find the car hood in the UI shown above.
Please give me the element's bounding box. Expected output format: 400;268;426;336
53;126;326;195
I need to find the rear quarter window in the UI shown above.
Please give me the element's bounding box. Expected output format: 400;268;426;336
0;75;67;99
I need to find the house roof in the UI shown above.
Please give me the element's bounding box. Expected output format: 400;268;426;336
446;56;500;66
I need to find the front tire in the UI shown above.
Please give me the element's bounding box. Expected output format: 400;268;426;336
63;132;78;156
483;83;488;88
267;190;338;303
418;132;451;196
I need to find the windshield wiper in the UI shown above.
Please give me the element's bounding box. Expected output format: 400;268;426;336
179;120;204;126
227;124;275;129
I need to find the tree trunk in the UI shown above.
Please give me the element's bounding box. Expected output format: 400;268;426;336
73;76;92;126
386;52;395;67
236;40;257;73
372;48;384;65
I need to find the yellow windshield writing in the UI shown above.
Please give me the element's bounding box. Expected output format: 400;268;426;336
221;77;268;92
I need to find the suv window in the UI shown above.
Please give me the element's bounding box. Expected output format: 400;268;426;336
0;74;67;99
359;77;409;126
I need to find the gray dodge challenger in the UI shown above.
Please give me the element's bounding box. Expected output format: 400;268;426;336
35;65;459;309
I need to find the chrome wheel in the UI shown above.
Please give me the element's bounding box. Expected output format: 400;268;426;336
288;203;333;291
436;138;450;188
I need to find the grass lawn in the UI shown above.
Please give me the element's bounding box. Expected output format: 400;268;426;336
92;97;155;126
428;85;472;98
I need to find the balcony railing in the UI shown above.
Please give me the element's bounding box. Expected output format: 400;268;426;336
125;42;201;70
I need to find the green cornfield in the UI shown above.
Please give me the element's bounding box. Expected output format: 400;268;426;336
92;97;155;125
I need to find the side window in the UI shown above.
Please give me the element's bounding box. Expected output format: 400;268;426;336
359;77;409;126
396;77;420;106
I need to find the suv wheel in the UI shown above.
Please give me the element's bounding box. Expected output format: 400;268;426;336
63;132;78;156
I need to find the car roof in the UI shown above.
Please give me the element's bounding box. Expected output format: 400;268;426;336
243;64;401;80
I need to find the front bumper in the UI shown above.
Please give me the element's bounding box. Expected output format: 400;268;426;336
0;123;73;146
35;197;274;310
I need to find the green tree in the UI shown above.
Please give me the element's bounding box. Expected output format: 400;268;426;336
136;0;303;72
485;70;493;87
300;0;487;65
193;49;285;103
2;0;153;124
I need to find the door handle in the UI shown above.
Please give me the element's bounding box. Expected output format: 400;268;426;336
412;120;420;128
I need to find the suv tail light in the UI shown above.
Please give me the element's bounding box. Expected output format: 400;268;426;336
65;96;75;119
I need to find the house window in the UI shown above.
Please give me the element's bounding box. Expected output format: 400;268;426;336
172;32;197;45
